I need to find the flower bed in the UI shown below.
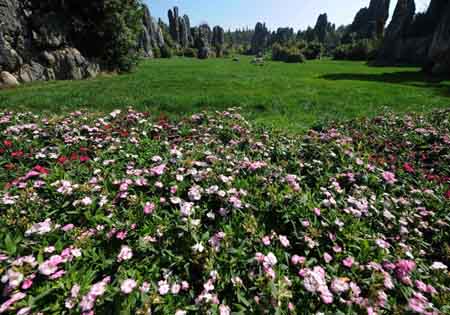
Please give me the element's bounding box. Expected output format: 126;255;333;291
0;108;449;314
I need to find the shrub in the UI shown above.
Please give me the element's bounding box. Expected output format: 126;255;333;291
183;48;197;58
160;45;173;58
272;43;305;63
34;0;144;72
302;42;324;60
152;47;161;59
333;39;378;61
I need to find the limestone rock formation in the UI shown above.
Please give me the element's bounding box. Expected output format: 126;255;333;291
0;70;19;87
139;4;165;58
212;26;225;48
314;14;332;43
250;22;270;54
376;0;417;64
428;3;450;73
376;0;450;73
0;0;99;83
193;24;212;58
168;7;192;48
346;0;391;41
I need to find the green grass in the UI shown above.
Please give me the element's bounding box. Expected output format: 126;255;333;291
1;56;449;131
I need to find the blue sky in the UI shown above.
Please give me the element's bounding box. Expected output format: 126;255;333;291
146;0;431;31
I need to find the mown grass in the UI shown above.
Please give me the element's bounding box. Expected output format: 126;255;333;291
1;56;449;131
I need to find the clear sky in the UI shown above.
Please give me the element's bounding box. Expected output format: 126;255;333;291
145;0;431;31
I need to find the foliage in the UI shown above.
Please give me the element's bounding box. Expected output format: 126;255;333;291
29;0;144;72
272;44;306;63
0;108;449;314
152;47;162;59
302;42;325;60
183;48;198;58
333;39;378;61
160;45;173;59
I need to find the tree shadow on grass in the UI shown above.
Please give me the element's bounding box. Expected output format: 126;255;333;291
320;71;450;97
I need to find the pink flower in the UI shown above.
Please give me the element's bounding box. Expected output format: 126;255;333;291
331;278;350;293
150;164;166;176
343;257;355;268
382;171;397;184
408;292;429;313
158;280;170;295
144;202;155;215
262;236;271;246
121;279;137;294
171;283;181;294
279;235;290;247
396;260;416;279
324;252;333;263
291;255;305;265
219;304;231;315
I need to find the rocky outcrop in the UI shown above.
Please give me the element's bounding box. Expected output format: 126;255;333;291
250;22;270;54
168;7;192;48
346;0;391;41
428;2;450;73
0;0;99;83
139;4;165;58
0;70;19;87
376;0;417;64
212;26;225;48
376;0;450;73
314;13;334;43
193;24;212;59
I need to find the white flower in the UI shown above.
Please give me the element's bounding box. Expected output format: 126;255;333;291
180;201;194;217
279;235;290;247
431;262;448;270
192;243;205;253
25;219;52;236
117;246;133;262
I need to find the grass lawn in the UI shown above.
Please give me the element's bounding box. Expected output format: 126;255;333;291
1;56;449;131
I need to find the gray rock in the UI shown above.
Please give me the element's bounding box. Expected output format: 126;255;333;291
18;61;46;82
168;7;192;48
346;0;391;41
0;70;19;87
0;34;22;71
428;2;450;74
198;47;211;59
212;26;225;47
251;22;270;54
376;0;417;64
139;4;165;58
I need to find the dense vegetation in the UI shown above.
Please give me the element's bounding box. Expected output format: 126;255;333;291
0;108;449;314
1;57;449;132
33;0;145;72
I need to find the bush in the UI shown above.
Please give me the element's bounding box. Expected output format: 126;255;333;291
333;39;378;61
183;48;197;58
302;42;324;60
152;47;161;59
160;45;173;58
198;47;211;59
272;43;305;63
32;0;144;72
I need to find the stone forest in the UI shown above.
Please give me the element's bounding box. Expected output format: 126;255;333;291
0;1;450;315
